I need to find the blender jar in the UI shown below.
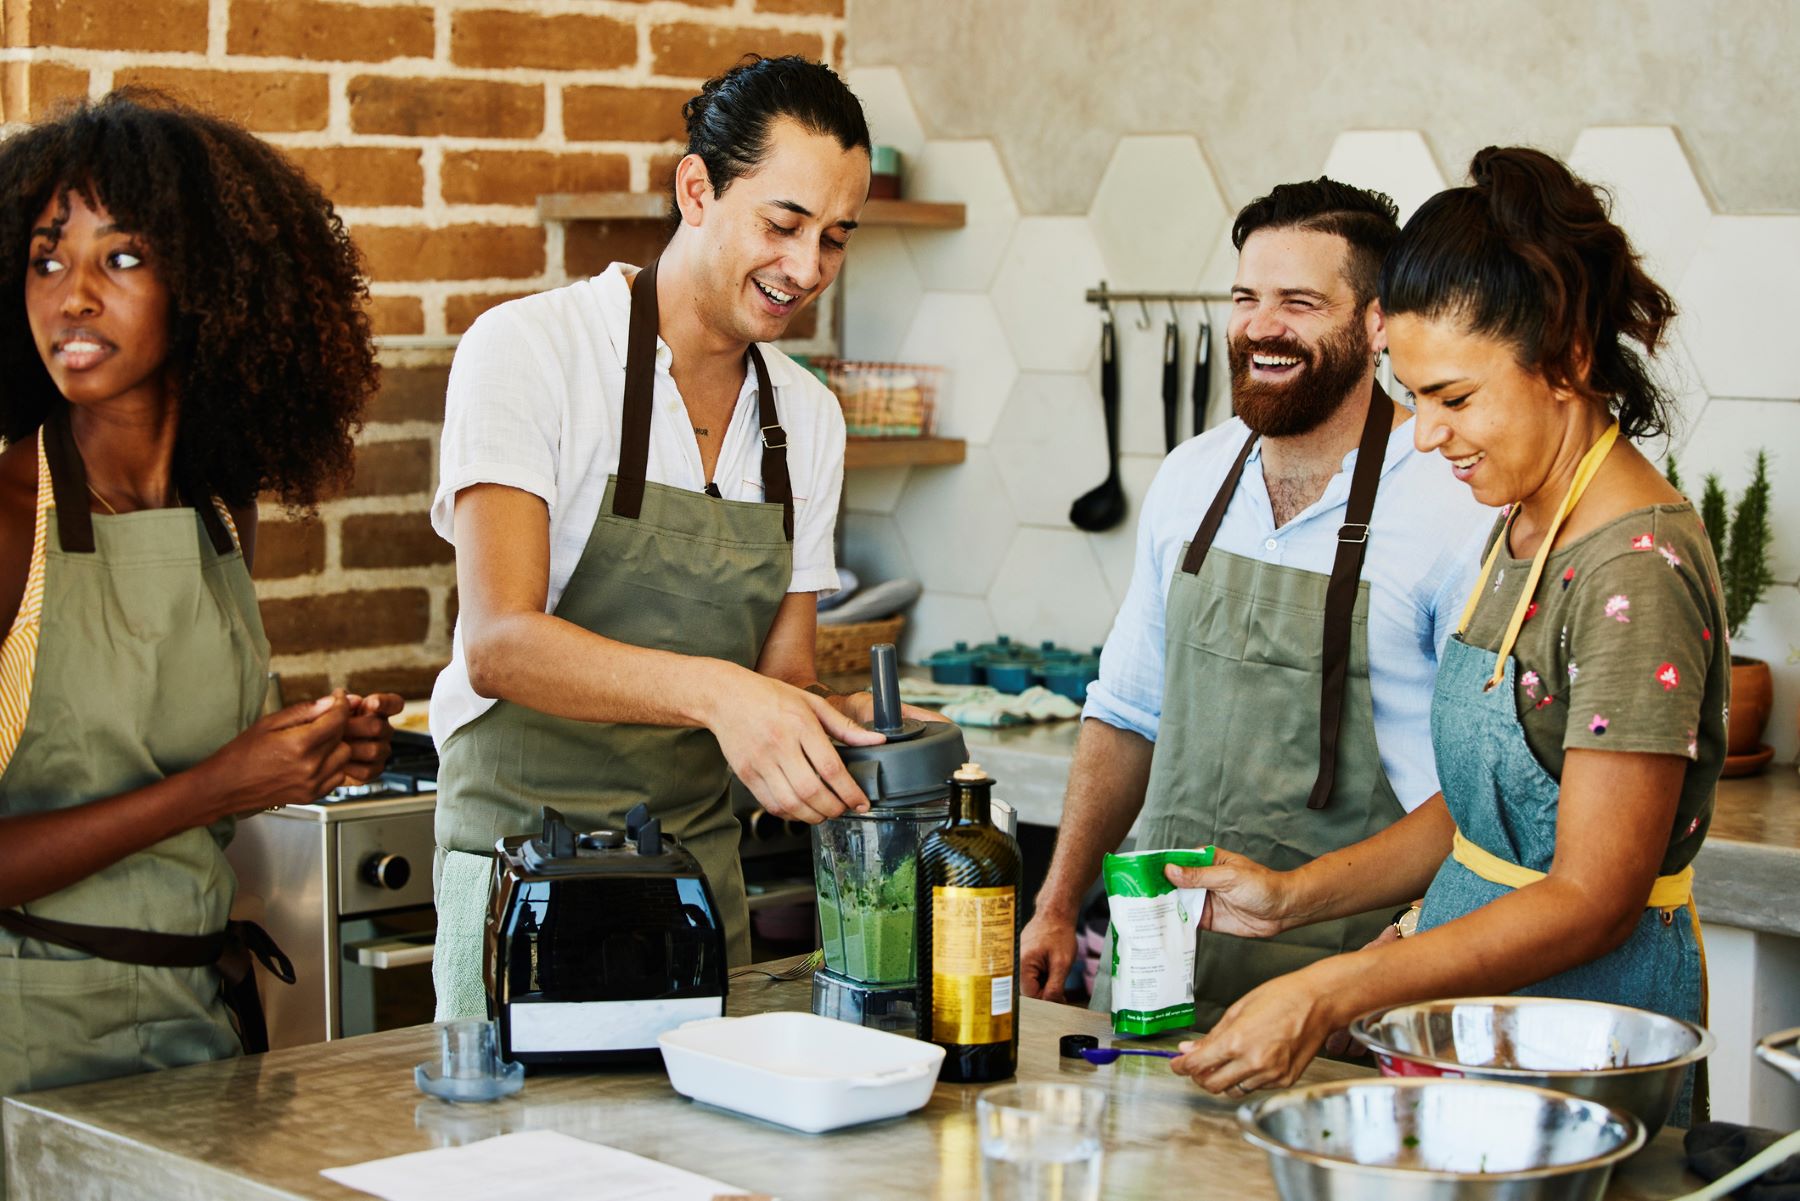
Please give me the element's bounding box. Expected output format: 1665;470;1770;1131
811;643;969;1033
814;800;946;987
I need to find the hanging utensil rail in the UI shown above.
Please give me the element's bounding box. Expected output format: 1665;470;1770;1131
1085;285;1232;306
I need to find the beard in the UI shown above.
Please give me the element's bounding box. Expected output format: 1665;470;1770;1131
1229;316;1373;438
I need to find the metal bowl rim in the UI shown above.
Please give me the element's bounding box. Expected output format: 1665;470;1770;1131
1235;1076;1647;1182
1756;1026;1800;1055
1349;996;1716;1079
1756;1026;1800;1080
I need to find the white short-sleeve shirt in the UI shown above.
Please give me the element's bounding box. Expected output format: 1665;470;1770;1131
428;263;846;744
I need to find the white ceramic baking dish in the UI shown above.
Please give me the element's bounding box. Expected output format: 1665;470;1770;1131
658;1011;945;1133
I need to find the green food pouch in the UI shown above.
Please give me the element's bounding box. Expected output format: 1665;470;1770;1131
1102;847;1215;1036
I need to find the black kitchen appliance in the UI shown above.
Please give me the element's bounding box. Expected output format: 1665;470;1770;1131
485;804;728;1066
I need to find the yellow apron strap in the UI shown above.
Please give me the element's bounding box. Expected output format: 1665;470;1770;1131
1451;830;1693;907
1450;830;1708;1026
1455;423;1620;691
1686;896;1710;1029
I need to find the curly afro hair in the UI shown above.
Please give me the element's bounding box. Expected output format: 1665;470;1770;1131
0;88;377;509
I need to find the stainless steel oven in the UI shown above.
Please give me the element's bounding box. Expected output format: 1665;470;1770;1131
227;783;439;1049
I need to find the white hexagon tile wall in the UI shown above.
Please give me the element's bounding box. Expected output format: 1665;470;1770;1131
1321;131;1447;224
900;140;1020;293
841;69;1797;757
1090;135;1229;293
1567;127;1712;286
895;292;1019;444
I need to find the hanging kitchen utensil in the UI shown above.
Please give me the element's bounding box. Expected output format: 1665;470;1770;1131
1069;308;1127;532
1161;315;1180;453
1194;313;1214;431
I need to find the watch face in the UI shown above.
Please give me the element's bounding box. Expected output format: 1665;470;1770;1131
1397;906;1422;938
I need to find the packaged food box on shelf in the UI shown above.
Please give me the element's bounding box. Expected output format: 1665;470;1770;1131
813;358;944;438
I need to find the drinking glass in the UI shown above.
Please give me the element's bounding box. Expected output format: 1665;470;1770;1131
977;1083;1107;1201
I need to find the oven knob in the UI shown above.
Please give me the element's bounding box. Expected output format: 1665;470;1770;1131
361;853;411;891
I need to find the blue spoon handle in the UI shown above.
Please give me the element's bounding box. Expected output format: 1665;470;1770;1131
1081;1047;1181;1065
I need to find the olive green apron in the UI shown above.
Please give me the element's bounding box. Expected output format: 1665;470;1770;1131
433;258;794;1017
1098;385;1404;1031
0;410;274;1188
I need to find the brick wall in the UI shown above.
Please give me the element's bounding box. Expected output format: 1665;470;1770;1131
1;0;846;700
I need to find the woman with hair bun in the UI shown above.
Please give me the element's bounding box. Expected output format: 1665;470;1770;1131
1161;147;1724;1125
0;88;400;1149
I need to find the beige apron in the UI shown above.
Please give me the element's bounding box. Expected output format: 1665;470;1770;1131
0;410;277;1193
1097;385;1404;1031
433;258;794;1017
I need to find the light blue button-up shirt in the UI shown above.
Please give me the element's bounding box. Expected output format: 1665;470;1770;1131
1083;414;1497;812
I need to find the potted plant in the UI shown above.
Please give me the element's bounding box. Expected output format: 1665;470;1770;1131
1667;450;1776;775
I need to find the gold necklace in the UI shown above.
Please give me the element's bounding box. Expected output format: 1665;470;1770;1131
86;482;119;515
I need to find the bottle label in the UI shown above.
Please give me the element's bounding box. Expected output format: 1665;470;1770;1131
931;885;1015;1045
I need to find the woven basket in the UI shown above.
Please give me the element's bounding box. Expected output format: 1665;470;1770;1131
815;615;906;678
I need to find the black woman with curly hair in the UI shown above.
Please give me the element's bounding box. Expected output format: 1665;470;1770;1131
0;89;402;1132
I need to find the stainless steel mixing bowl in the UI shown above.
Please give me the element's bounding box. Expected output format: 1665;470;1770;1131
1349;997;1712;1139
1238;1076;1644;1201
1758;1026;1800;1084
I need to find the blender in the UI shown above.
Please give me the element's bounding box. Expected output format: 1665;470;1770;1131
812;643;968;1033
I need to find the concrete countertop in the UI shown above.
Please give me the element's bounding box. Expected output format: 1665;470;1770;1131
959;717;1800;938
3;962;1702;1201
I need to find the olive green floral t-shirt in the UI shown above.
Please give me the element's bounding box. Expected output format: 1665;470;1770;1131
1460;503;1728;874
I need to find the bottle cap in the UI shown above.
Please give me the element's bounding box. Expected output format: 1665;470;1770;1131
953;762;989;782
1059;1033;1099;1059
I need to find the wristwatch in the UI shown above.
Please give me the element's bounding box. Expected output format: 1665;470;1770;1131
1391;904;1422;938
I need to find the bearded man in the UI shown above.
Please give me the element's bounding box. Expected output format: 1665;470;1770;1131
1020;179;1493;1029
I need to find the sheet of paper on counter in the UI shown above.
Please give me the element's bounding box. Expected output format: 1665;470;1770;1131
321;1129;762;1201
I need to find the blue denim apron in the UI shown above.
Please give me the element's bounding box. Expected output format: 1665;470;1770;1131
1414;422;1704;1124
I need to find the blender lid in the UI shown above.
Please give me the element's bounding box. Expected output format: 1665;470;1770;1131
835;642;970;807
838;720;968;808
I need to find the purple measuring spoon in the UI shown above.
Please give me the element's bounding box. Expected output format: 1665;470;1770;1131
1080;1046;1180;1065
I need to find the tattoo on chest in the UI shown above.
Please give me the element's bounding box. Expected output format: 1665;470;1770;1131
693;427;710;437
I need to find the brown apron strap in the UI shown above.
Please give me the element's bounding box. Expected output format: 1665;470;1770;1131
39;404;234;557
41;404;96;555
611;259;795;540
1305;380;1394;810
748;344;793;542
215;921;294;1054
185;472;236;556
1178;428;1258;577
1177;381;1395;811
0;909;295;1054
612;258;661;521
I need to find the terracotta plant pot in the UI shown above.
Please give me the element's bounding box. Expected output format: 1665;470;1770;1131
1722;655;1773;777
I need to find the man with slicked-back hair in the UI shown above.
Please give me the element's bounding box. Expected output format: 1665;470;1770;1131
427;57;926;1015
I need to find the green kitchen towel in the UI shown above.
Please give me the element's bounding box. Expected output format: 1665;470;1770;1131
432;847;493;1021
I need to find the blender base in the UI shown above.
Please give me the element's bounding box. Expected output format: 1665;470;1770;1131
811;967;921;1036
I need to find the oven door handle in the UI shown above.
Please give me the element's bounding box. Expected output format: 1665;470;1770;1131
345;934;435;970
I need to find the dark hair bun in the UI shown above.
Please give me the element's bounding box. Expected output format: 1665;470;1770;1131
1382;146;1677;441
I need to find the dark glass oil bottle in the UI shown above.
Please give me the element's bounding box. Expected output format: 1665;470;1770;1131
917;763;1021;1083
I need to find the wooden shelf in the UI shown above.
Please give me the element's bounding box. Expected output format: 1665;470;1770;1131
537;192;965;228
858;198;966;228
844;436;965;470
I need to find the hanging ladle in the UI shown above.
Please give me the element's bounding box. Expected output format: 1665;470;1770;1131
1069;301;1127;532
